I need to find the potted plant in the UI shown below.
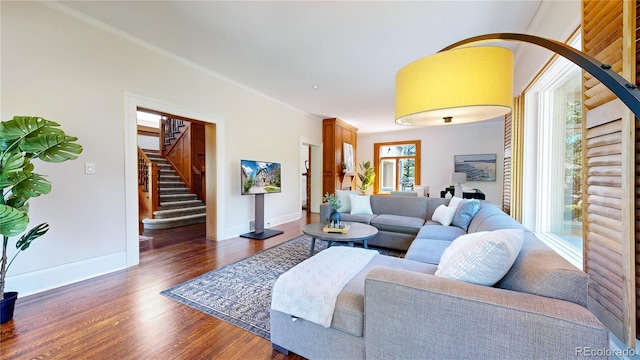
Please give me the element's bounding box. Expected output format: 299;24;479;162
322;192;342;224
0;116;83;324
357;161;375;193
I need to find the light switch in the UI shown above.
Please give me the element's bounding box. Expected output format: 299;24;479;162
85;162;95;174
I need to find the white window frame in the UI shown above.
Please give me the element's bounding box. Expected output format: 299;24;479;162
522;35;582;269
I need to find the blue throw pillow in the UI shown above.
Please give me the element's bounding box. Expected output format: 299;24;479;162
452;199;480;231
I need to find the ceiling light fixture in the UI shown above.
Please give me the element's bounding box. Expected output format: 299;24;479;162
312;85;319;89
395;33;640;126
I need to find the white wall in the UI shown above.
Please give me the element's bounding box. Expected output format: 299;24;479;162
1;1;321;296
137;135;159;151
358;120;505;204
513;0;581;95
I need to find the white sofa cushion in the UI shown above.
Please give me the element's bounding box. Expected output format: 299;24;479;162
335;190;360;213
431;204;456;226
350;194;373;215
448;196;464;209
435;229;524;286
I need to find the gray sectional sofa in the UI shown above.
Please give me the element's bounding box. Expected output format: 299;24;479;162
271;195;609;359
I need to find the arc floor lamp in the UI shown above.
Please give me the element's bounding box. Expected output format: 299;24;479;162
395;32;640;125
394;32;639;347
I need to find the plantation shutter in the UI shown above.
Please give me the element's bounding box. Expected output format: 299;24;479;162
635;0;640;341
511;95;524;222
582;0;636;347
503;112;512;215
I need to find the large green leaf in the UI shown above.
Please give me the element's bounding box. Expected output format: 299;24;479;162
0;150;29;188
20;134;83;163
5;195;29;212
0;116;61;142
0;204;29;236
16;223;49;251
10;172;51;198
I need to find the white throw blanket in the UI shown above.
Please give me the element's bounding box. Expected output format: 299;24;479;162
271;246;378;328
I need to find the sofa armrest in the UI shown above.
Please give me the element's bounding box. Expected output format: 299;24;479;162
319;202;331;222
364;267;609;360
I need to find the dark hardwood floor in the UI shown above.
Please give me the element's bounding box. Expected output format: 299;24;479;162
1;213;317;359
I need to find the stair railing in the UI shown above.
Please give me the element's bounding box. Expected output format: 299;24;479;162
192;165;205;203
161;116;184;150
138;147;159;219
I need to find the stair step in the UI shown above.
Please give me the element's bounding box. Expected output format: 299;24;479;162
141;151;206;230
159;187;190;195
153;206;207;219
142;213;206;229
160;193;197;202
159;175;180;182
158;199;204;210
158;181;186;188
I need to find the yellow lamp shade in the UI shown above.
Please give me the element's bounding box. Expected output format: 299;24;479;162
395;46;513;126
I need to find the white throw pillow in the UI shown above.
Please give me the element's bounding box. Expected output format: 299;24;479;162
437;231;488;268
431;204;457;226
435;229;524;286
349;194;373;215
335;190;359;213
448;196;464;209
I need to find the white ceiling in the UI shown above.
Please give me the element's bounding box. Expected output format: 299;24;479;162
57;0;553;133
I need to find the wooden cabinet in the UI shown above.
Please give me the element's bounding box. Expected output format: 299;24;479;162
322;118;358;196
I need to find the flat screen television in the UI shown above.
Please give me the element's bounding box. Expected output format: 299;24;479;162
241;160;282;195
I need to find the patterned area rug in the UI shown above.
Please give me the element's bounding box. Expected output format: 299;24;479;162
160;235;403;340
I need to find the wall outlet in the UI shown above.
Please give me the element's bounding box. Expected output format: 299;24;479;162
249;220;255;231
84;162;96;174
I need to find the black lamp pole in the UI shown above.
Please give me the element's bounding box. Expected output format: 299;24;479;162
441;33;640;120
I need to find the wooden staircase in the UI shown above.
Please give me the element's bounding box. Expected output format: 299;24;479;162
141;151;206;229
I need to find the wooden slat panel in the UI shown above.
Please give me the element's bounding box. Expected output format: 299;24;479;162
587;228;623;256
586;143;622;157
588;259;625;300
587;185;623;198
587;154;622;167
588;203;623;220
585;119;623;136
588;213;623;230
591;239;625;263
586;175;622;187
586;131;623;147
587;193;623;209
588;165;623;176
583;3;627;342
589;281;624;321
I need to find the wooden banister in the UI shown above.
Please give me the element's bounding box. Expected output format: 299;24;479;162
161;117;184;151
137;148;159;219
192;165;205;203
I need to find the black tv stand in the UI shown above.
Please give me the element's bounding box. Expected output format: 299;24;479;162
240;193;283;240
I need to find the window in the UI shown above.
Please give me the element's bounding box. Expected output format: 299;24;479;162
523;35;582;268
373;141;421;193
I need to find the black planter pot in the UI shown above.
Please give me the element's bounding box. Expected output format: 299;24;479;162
1;291;18;324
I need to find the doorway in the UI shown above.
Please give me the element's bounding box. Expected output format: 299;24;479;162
125;93;226;267
301;138;322;218
136;108;208;245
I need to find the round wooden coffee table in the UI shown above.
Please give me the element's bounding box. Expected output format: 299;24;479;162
302;222;378;257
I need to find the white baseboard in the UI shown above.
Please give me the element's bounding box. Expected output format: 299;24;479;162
4;252;128;298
